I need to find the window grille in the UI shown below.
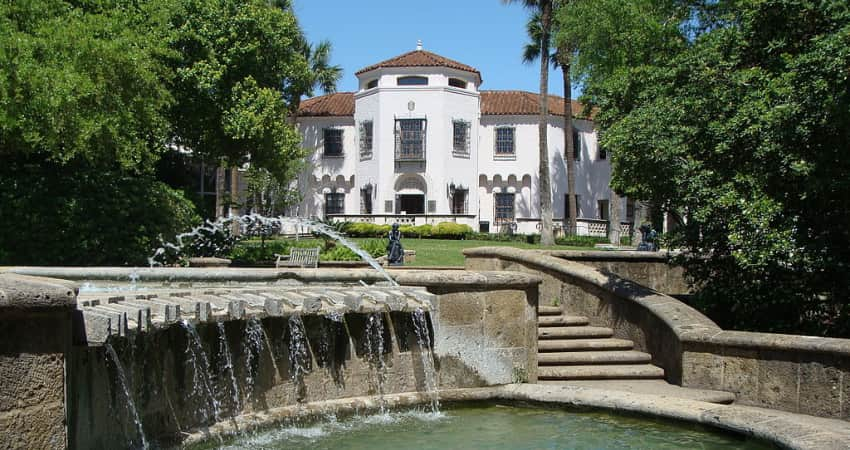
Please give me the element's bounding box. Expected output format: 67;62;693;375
323;129;344;157
395;119;426;161
359;121;373;159
495;127;515;156
325;193;345;215
452;120;470;156
494;193;515;224
384;200;394;213
428;200;437;213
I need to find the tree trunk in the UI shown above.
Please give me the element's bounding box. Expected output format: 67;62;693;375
609;191;621;245
559;49;577;236
230;166;240;235
215;165;226;219
538;0;555;246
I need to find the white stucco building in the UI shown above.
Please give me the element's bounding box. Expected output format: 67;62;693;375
294;46;631;236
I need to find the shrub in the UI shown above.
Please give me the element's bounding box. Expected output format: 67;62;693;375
319;239;386;261
431;222;473;239
346;222;391;238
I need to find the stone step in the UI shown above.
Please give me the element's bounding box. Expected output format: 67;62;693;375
538;315;589;327
538;326;613;339
538;338;634;352
538;364;665;380
538;306;562;315
538;350;652;366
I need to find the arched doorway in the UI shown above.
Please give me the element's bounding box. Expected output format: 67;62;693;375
394;175;427;214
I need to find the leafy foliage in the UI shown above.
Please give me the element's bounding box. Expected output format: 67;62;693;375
557;0;850;336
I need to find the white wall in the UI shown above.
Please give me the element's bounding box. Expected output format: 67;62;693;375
297;117;356;218
296;65;627;232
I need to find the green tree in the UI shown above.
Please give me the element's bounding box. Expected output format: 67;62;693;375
0;1;200;265
558;0;850;336
504;0;556;246
167;0;311;179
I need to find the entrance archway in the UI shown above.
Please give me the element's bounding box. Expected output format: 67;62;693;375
394;175;427;214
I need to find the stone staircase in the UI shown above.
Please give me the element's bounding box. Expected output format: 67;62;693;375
536;306;665;382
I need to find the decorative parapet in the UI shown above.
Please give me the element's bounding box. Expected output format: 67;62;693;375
463;246;850;420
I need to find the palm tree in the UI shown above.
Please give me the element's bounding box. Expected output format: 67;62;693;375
287;39;343;120
504;0;555;245
523;8;578;237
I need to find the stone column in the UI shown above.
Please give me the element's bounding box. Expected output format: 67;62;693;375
0;274;77;449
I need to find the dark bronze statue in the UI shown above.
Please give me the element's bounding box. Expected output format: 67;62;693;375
386;223;404;265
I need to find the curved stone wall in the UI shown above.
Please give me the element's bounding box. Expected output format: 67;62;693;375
464;247;850;420
0;268;541;448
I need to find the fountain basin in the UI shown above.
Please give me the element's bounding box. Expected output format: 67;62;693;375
3;268;850;449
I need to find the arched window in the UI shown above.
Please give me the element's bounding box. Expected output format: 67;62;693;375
448;78;467;89
397;76;428;86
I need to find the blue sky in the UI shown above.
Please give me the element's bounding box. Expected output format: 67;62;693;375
292;0;580;98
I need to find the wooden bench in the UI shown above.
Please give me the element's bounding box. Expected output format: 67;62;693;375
275;247;320;268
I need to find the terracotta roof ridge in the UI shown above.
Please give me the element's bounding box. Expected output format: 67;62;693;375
355;49;480;77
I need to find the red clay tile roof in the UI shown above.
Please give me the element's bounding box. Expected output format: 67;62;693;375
298;92;354;117
355;50;481;79
481;90;587;118
297;90;592;119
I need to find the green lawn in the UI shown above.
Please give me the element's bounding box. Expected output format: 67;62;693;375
352;238;585;267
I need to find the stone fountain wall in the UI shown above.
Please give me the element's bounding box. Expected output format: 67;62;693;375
0;268;540;449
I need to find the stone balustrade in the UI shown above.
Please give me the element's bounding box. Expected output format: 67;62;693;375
463;246;850;420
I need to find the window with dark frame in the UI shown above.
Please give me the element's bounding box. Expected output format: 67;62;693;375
598;199;610;221
451;189;468;214
452;120;470;155
495;127;515;156
323;128;343;157
359;120;373;158
494;193;515;224
448;78;467;89
395;119;426;161
325;193;344;215
360;187;372;214
397;76;428;86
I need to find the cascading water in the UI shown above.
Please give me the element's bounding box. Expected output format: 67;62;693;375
104;343;149;450
181;321;221;423
243;318;265;402
412;308;440;412
364;313;388;413
148;214;399;286
288;315;310;401
216;322;241;414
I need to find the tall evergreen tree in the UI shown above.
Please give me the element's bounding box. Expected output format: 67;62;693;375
504;0;556;245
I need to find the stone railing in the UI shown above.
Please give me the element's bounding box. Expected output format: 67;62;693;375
463;247;850;420
328;214;477;228
540;250;690;297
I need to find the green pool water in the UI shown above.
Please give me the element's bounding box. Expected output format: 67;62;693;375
194;404;772;449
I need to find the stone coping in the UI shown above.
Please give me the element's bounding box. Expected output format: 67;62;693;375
183;384;850;449
4;267;541;290
0;273;77;310
540;249;678;262
463;247;850;357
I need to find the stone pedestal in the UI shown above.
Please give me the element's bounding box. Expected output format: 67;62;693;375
0;274;77;450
